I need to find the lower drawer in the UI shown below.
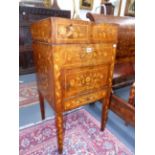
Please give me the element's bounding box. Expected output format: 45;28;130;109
63;89;107;111
61;65;110;99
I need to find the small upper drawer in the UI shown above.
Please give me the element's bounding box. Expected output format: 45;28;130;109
54;18;91;44
31;17;118;44
91;24;118;43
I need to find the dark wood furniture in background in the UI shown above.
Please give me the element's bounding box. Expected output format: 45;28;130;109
19;2;71;75
100;1;114;15
86;13;135;126
111;83;135;126
86;13;135;89
31;17;118;153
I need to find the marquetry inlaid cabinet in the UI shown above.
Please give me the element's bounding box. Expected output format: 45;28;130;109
31;17;118;153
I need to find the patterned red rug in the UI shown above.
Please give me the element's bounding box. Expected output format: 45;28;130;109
19;109;133;155
19;82;39;108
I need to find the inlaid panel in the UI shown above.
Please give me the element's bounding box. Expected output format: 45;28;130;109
31;18;52;43
32;43;55;109
55;21;90;43
53;44;115;67
31;17;118;44
62;65;109;99
91;24;118;43
63;89;107;111
31;17;91;44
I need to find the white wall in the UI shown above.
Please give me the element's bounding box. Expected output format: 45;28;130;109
58;0;127;20
58;0;102;20
20;0;127;20
121;0;127;16
110;0;127;16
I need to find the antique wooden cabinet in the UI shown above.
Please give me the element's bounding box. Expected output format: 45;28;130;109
19;3;71;74
31;17;117;153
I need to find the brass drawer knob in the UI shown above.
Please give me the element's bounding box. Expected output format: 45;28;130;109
86;47;93;53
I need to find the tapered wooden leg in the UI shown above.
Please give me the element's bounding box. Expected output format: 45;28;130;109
101;92;111;131
56;113;63;154
38;91;45;120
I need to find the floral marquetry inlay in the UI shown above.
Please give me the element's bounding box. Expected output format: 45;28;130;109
56;23;89;42
64;90;107;111
63;65;109;98
32;43;55;107
31;17;117;153
66;44;113;65
92;24;118;43
53;44;114;68
31;18;52;43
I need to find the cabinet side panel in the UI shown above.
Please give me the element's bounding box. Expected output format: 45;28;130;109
32;43;55;110
31;18;52;43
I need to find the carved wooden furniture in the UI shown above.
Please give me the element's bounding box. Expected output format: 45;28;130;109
110;83;135;126
31;17;118;153
86;13;135;89
19;2;71;74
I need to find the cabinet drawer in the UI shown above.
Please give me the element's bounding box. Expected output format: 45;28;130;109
91;24;118;43
64;89;107;111
31;17;118;44
62;65;110;99
53;43;116;67
31;18;91;44
54;19;91;44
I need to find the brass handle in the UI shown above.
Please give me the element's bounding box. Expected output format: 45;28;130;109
80;47;94;59
81;47;94;53
85;47;93;53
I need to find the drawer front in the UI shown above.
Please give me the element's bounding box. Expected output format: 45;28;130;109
64;89;107;111
55;19;90;43
53;44;116;67
63;89;107;111
91;24;118;43
31;18;118;44
62;65;109;99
